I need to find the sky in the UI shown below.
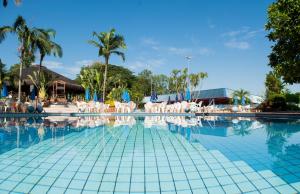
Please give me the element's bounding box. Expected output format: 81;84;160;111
0;0;299;95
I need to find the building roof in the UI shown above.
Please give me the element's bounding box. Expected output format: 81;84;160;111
21;65;83;91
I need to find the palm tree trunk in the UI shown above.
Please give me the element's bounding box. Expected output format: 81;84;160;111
37;55;44;99
17;57;23;102
103;57;109;102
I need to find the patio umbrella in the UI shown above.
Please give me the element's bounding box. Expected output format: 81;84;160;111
150;91;158;102
185;88;191;101
175;94;179;102
167;96;171;104
241;96;246;106
93;91;98;102
180;92;185;101
30;86;36;101
85;88;90;101
122;90;127;102
1;83;8;97
126;91;131;102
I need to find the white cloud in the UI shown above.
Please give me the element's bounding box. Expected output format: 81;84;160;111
141;37;159;46
75;59;96;67
222;27;263;50
168;46;214;56
224;40;250;50
127;58;166;72
43;61;64;69
168;47;190;56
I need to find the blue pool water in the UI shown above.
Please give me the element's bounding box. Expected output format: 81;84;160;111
0;116;299;194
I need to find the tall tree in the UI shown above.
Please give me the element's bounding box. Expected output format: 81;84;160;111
266;0;300;84
34;29;62;94
170;69;181;94
0;16;48;101
233;89;250;100
0;59;7;91
265;71;285;98
88;29;126;101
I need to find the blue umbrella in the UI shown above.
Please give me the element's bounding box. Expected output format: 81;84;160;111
1;83;8;97
122;90;130;102
185;88;191;101
93;91;98;102
30;87;36;101
167;96;171;104
150;91;158;102
181;92;185;101
241;96;246;106
126;91;131;102
85;88;90;101
175;94;179;102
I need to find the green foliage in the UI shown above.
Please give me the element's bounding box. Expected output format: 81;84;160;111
77;62;134;95
152;74;169;95
285;92;300;104
265;71;285;98
266;0;300;84
88;28;126;101
0;59;7;89
268;93;287;110
231;89;251;104
27;70;54;100
107;87;123;102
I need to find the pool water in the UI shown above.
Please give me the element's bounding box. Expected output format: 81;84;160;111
0;116;299;194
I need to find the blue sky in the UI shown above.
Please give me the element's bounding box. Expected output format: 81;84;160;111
0;0;299;95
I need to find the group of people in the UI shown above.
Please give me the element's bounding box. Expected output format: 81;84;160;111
0;96;43;113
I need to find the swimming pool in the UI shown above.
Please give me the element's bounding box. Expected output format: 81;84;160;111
0;116;299;193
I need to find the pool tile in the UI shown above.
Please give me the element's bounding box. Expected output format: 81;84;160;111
30;184;50;194
84;180;101;191
130;182;144;192
0;180;18;190
266;176;286;187
222;184;241;194
12;182;34;193
207;186;225;194
237;181;256;193
145;182;160;192
217;176;234;186
275;184;297;194
68;179;86;189
47;186;66;194
203;177;220;187
160;181;175;191
99;181;115;192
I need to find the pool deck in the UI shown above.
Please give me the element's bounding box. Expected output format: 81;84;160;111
0;111;299;119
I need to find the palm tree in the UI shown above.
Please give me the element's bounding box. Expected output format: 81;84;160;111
233;89;250;103
27;71;54;100
0;16;48;102
189;73;200;98
0;59;7;92
34;29;62;93
170;69;181;94
88;28;126;101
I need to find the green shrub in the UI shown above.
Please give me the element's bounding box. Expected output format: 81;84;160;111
268;94;287;111
285;93;300;104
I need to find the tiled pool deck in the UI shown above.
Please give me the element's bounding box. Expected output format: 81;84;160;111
0;120;300;194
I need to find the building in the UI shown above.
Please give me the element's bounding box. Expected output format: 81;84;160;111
143;88;264;105
20;65;84;101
